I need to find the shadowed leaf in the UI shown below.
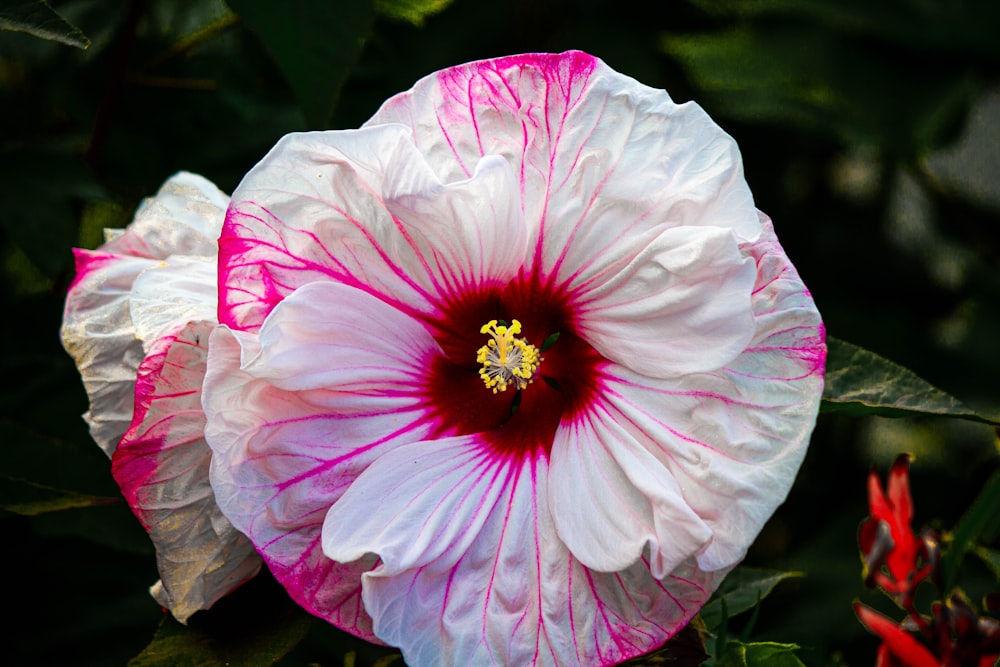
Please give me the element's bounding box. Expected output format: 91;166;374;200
0;476;117;515
226;0;373;128
821;337;1000;424
701;568;803;632
0;0;90;48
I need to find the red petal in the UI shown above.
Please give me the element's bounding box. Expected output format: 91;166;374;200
887;454;914;527
854;603;939;667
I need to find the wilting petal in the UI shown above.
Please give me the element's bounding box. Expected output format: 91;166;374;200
60;172;227;456
330;451;723;666
101;171;228;260
590;221;824;572
369;51;760;293
203;285;445;638
111;321;261;623
129;256;217;350
220;127;525;331
61;250;156;455
574;225;757;378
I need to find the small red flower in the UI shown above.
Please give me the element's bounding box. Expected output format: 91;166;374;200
859;454;935;607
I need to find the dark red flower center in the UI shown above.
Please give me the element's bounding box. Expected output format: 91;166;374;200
421;273;605;460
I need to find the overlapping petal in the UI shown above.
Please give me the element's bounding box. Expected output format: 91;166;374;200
577;221;824;573
328;450;722;666
368;51;760;294
203;282;444;640
111;321;261;622
220;127;526;331
61;171;228;456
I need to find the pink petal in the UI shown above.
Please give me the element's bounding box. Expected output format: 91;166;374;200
592;220;824;572
219;126;525;332
574;225;757;378
202;286;444;639
368;51;760;293
342;451;723;666
111;321;261;623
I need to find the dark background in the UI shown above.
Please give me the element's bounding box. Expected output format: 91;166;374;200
2;1;998;664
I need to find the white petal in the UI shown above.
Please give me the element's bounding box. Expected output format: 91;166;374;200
597;220;824;571
352;454;724;666
103;171;227;259
61;250;155;455
322;436;511;573
575;225;757;378
202;303;437;639
548;404;712;580
244;281;443;393
368;51;760;292
112;321;261;622
220;126;524;331
61;172;228;455
129;256;218;350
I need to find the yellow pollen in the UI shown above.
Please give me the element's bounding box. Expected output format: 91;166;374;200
476;319;542;393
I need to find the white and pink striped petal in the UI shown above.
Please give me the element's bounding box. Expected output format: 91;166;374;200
325;449;723;666
219;127;526;332
111;321;262;622
203;283;447;640
368;51;760;296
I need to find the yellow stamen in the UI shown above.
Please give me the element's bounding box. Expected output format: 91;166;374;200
476;319;542;393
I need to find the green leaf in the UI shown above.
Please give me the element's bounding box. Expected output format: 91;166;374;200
0;476;118;515
225;0;374;128
375;0;452;25
942;469;1000;590
128;583;313;667
700;568;803;632
820;337;1000;424
717;641;805;667
0;0;90;48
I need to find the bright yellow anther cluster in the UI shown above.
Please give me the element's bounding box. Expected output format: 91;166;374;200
476;319;541;393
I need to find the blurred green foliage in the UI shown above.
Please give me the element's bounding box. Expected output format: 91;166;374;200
1;0;998;665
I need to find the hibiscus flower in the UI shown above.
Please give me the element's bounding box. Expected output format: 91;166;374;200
202;51;826;665
60;172;261;622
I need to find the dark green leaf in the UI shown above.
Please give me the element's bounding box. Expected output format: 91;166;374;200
0;476;117;515
718;641;805;667
225;0;374;128
375;0;452;25
942;469;1000;590
0;0;90;48
821;337;1000;424
700;568;803;632
128;585;313;667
